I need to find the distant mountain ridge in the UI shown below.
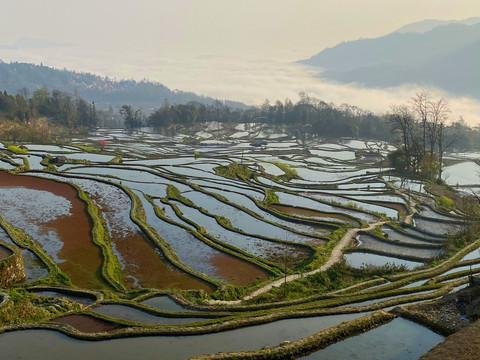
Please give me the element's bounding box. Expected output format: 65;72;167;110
299;20;480;99
0;61;247;111
393;17;480;34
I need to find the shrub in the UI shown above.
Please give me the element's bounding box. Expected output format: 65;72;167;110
7;145;28;154
436;196;455;212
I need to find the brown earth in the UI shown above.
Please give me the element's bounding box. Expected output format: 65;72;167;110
210;253;269;286
51;314;120;333
114;232;215;293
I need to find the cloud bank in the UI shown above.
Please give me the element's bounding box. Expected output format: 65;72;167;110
1;46;480;126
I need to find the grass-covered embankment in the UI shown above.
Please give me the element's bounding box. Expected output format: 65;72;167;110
189;311;394;360
75;185;126;293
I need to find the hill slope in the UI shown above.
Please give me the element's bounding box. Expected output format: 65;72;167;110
299;21;480;98
0;61;246;110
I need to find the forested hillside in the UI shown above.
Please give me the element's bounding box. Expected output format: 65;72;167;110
0;61;246;110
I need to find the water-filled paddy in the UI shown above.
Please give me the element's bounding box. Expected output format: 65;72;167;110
51;314;119;333
142;196;270;285
92;304;210;325
356;234;442;260
300;318;444;360
141;296;191;312
1;128;474;359
180;190;316;248
169;200;308;264
345;252;424;270
34;173;214;290
0;313;364;360
0;171;104;289
32;290;95;306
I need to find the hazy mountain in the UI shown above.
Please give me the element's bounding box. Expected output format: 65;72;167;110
299;21;480;98
393;17;480;34
0;61;247;111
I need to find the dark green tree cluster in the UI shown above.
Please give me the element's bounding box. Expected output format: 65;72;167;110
119;105;144;128
0;87;98;128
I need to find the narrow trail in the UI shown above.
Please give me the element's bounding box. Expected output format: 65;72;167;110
207;186;419;306
207;220;387;306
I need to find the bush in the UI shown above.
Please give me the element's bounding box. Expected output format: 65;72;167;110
214;162;254;181
263;189;279;205
7;145;28;154
436;196;455;212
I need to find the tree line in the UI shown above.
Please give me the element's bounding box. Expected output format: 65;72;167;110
0;87;98;128
124;93;392;140
122;92;480;155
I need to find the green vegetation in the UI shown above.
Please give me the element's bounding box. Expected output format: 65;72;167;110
76;186;125;293
21;157;30;171
7;145;28;154
250;260;408;303
307;227;347;271
273;162;299;181
436;195;455;212
0;214;72;286
214;162;254;181
263;189;278;205
166;184;195;206
40;155;57;172
71;144;99;153
1;289;47;324
108;155;123;164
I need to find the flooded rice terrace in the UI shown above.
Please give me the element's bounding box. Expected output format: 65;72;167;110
0;123;478;359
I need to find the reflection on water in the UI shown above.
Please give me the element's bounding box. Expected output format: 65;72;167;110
345;252;423;270
300;318;444;360
0;313;363;360
141;296;190;312
92;304;209;325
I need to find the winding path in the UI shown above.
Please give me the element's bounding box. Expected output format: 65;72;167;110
207;220;387;306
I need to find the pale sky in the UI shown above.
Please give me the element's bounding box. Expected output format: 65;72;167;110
1;0;480;123
3;0;480;59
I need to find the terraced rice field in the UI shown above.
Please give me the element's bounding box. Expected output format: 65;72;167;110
0;124;478;359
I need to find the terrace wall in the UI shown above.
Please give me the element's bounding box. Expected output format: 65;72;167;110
0;242;25;288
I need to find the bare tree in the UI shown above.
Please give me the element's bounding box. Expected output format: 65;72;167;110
410;91;430;156
426;98;451;181
389;104;416;171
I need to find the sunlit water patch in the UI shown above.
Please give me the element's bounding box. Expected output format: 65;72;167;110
309;149;356;160
443;161;480;186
